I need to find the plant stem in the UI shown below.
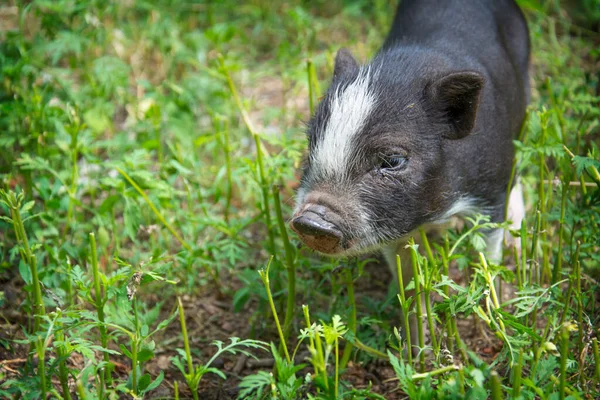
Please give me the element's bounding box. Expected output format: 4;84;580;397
424;287;438;358
412;365;459;381
89;233;110;394
178;297;199;400
559;324;569;400
396;254;412;365
340;269;356;369
222;119;233;223
418;230;440;357
490;371;503;400
218;55;277;262
259;257;290;362
64;119;80;238
529;210;542;285
7;193;45;332
514;246;523;291
66;258;74;307
409;242;425;372
520;219;527;287
419;228;436;268
351;337;389;359
457;368;466;395
592;338;600;383
131;336;138;396
272;185;296;343
254;133;277;258
56;318;73;400
303;305;328;389
512;349;523;398
35;336;47;400
553;175;569;283
335;334;340;398
132;297;141;396
575;258;584;366
419;232;439;358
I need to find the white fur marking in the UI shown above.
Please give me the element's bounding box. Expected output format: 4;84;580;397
439;197;479;222
507;180;525;230
312;67;376;178
485;228;504;264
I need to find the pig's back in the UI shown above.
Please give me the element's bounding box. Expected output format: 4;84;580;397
383;0;530;122
381;0;530;209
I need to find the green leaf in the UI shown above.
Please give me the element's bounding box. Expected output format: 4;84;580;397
572;155;600;177
120;344;132;359
153;309;178;334
238;370;271;400
205;367;226;380
470;368;485;387
137;348;155;363
20;201;35;213
470;234;486;252
19;260;32;285
143;371;164;394
137;373;152;392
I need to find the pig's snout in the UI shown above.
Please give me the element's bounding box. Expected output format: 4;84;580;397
290;204;345;254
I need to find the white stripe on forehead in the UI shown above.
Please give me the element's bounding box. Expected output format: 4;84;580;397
311;67;376;179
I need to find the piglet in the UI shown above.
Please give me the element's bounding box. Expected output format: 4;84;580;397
290;0;530;350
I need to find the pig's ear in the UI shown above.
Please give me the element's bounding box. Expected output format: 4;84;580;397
333;48;359;78
428;71;484;139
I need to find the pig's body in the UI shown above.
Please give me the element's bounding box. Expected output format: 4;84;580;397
382;0;530;225
291;0;529;350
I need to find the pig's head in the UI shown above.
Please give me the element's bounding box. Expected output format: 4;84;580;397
290;48;484;256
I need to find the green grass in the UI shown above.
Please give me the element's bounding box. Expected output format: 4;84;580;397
1;0;599;398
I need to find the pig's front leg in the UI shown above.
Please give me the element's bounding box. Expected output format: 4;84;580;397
484;227;504;264
382;241;426;356
484;181;526;265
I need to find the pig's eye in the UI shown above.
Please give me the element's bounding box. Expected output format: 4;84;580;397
380;155;408;171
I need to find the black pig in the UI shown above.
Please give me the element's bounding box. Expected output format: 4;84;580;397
290;0;529;347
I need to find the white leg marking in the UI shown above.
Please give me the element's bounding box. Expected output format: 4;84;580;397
507;180;525;238
485;228;504;265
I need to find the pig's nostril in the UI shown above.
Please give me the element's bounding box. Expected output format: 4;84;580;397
291;213;342;241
